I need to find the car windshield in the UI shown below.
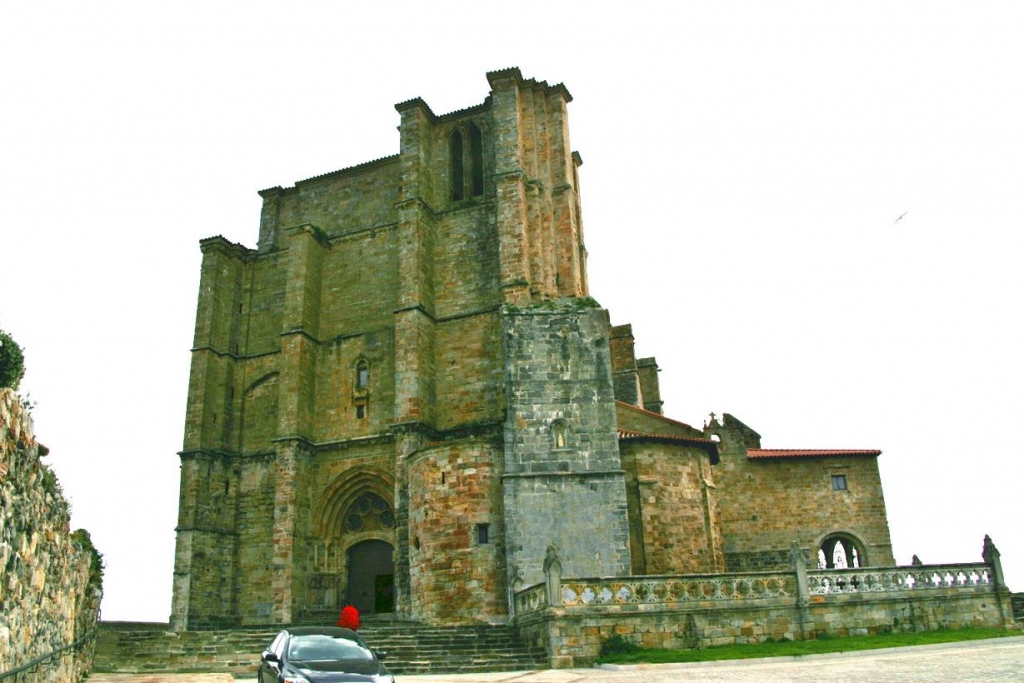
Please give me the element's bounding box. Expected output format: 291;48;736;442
287;634;374;663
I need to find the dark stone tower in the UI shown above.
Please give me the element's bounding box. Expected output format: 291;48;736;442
171;69;628;630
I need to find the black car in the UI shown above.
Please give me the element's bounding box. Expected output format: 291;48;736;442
258;626;395;683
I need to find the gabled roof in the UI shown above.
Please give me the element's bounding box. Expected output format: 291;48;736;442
614;401;703;435
617;429;720;464
747;448;881;460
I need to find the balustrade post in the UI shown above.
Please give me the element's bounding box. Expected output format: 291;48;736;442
543;544;563;607
791;541;809;603
982;535;1014;628
790;541;809;639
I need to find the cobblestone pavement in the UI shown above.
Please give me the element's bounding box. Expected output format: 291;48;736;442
86;676;235;682
86;636;1024;683
401;637;1024;682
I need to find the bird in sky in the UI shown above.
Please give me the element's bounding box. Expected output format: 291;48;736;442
894;211;908;225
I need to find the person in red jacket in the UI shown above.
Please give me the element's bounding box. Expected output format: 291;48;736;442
337;604;361;630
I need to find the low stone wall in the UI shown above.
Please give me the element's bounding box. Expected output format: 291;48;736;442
0;389;103;681
515;564;1017;668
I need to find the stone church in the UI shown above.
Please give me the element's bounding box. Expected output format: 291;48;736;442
171;69;894;630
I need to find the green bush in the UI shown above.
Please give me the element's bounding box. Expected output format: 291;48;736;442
600;633;640;656
0;328;26;390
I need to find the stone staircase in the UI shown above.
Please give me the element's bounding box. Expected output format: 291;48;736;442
93;617;548;678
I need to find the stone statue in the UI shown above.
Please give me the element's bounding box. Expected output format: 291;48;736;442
543;544;562;576
911;554;922;566
982;535;1000;564
543;544;563;607
982;535;1005;588
789;541;806;571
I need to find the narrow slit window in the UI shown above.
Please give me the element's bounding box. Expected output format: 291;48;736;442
356;360;369;389
476;523;490;545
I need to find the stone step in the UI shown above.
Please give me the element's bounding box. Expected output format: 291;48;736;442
93;620;547;676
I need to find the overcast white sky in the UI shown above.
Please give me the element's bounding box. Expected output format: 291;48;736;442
2;2;1022;622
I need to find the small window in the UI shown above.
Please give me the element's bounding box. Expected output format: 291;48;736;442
831;474;847;491
355;404;366;420
355;360;369;389
476;523;490;545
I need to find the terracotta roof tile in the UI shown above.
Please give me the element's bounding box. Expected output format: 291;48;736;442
617;430;720;464
747;449;881;460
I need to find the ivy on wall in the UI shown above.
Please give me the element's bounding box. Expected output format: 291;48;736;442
0;329;25;390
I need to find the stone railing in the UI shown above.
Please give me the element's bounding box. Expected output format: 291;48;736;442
515;563;1000;618
514;584;547;617
807;564;992;595
515;571;796;617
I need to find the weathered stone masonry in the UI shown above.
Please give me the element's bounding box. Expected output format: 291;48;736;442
172;68;915;634
0;389;102;681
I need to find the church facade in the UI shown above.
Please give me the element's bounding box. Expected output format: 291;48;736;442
171;69;894;630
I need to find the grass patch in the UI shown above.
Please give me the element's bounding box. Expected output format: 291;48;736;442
598;628;1017;665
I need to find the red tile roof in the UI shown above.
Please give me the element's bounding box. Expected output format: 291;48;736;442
617;429;710;444
747;448;881;460
614;401;698;430
617;429;720;463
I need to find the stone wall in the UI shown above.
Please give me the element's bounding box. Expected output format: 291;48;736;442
619;440;724;575
408;439;506;624
0;388;103;681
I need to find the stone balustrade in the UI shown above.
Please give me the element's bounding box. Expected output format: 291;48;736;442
514;583;547;617
515;563;999;617
807;563;992;595
511;553;1013;668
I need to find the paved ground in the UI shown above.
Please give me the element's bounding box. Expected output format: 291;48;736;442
86;636;1024;682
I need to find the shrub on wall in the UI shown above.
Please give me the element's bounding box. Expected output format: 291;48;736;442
71;529;105;592
0;329;26;390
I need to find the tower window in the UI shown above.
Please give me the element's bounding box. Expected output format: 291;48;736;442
450;130;464;201
355;403;367;420
831;474;848;491
356;360;369;389
468;124;483;196
476;523;490;545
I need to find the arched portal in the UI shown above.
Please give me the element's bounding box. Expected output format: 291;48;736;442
347;539;394;614
311;474;397;617
817;533;865;569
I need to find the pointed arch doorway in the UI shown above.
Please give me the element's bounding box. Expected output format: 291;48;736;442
347;539;395;614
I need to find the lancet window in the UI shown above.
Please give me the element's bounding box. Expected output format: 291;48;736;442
449;123;485;202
